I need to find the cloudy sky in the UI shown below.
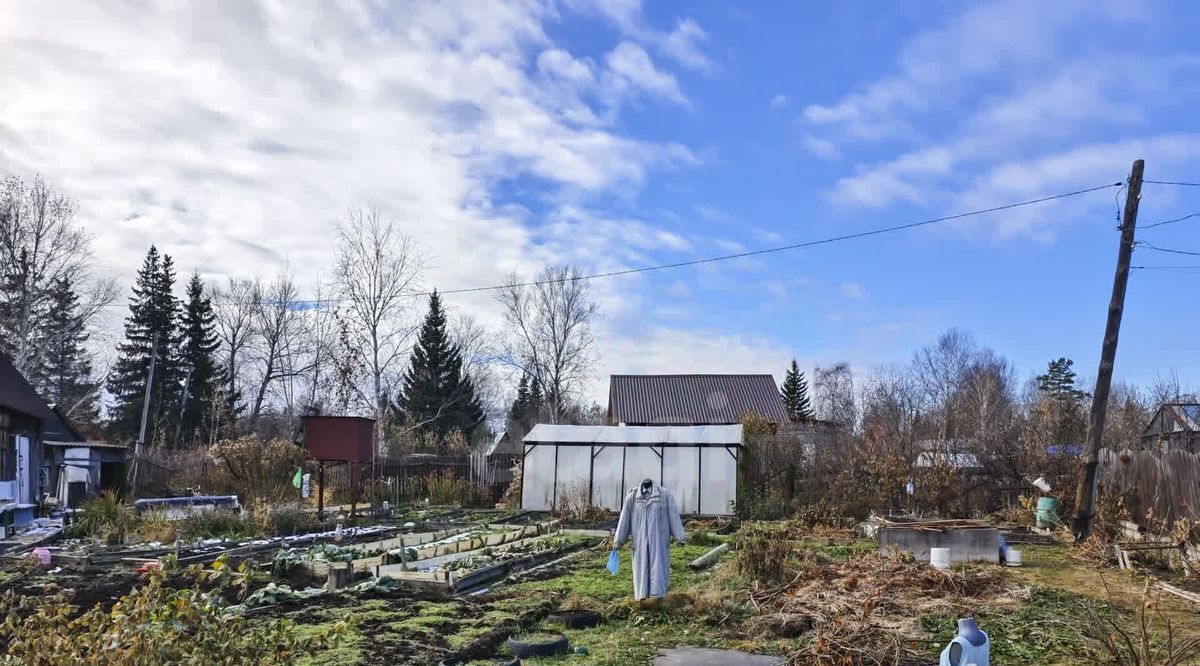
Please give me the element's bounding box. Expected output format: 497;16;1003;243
3;0;1199;401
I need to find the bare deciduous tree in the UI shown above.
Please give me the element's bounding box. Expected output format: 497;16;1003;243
0;175;116;377
814;362;857;428
248;272;308;425
213;277;257;411
495;265;598;423
332;208;424;422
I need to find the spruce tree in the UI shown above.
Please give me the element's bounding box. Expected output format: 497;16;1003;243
178;273;222;447
395;291;484;438
780;359;813;421
35;277;100;432
106;246;182;444
509;375;531;427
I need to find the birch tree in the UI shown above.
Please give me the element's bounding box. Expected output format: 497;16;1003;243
213;277;257;413
332;208;424;423
495;265;598;423
0;175;115;379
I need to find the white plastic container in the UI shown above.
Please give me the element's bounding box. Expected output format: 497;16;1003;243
1005;549;1023;567
930;547;952;570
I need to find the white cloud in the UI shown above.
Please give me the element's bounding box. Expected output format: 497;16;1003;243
661;19;714;73
565;0;714;73
840;281;867;300
0;0;700;337
769;94;789;110
605;42;691;108
802;135;841;160
694;204;739;224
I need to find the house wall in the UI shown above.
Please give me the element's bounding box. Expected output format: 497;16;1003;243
0;408;40;504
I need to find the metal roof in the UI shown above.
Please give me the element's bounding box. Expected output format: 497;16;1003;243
608;374;788;425
524;424;743;445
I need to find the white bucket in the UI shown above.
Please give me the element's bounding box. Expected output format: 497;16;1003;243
1005;549;1023;567
930;547;951;571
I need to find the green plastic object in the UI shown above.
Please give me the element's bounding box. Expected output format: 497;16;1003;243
574;646;590;655
1035;496;1058;528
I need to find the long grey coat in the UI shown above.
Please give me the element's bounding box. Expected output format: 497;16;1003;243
614;483;686;600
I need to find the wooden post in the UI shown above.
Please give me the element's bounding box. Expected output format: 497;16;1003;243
318;462;325;521
326;562;351;590
1072;159;1144;541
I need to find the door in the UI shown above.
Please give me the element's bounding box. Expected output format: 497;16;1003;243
15;436;32;504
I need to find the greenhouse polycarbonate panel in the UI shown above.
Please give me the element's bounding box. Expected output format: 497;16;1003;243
661;446;700;515
553;445;592;509
521;444;557;511
591;446;625;511
623;446;662;494
699;447;737;516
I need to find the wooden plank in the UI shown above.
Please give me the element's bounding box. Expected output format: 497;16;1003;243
1157;581;1200;605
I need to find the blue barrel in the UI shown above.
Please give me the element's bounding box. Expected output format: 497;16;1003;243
1035;496;1058;528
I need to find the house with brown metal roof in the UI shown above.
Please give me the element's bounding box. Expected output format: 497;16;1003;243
607;374;789;426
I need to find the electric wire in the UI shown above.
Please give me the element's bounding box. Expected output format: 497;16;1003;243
92;181;1124;307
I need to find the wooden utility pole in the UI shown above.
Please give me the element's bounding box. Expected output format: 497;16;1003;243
1072;159;1144;540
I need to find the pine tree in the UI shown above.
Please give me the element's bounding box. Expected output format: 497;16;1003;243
780;359;813;421
178;273;222;447
395;291;484;438
35;276;100;431
509;375;531;428
1037;358;1089;404
106;246;182;445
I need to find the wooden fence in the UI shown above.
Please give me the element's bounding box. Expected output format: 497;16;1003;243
1099;448;1200;528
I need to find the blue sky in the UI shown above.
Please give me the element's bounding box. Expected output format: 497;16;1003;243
1;0;1198;400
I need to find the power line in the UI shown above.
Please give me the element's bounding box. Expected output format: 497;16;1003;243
1136;240;1200;257
432;182;1122;296
1140;211;1200;229
96;181;1122;308
1132;265;1200;273
1144;179;1200;187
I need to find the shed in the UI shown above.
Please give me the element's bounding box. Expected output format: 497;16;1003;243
521;424;742;516
1142;403;1200;452
608;374;788;426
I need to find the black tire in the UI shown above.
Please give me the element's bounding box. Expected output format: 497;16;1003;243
546;609;603;629
506;632;569;658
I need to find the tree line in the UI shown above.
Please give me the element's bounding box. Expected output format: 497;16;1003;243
0;175;603;453
754;329;1190;519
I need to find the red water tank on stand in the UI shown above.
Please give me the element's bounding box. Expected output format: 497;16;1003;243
300;416;377;513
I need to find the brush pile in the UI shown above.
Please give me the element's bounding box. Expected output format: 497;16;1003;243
747;551;1011;665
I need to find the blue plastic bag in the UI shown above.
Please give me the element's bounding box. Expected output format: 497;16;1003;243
606;549;619;575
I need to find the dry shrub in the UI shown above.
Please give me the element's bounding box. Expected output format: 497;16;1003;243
734;528;827;587
501;464;522;507
425;469;472;505
209;436;306;505
137;508;178;543
553;480;611;525
255;501;322;536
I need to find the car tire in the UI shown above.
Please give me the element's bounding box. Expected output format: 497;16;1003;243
506;632;570;658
